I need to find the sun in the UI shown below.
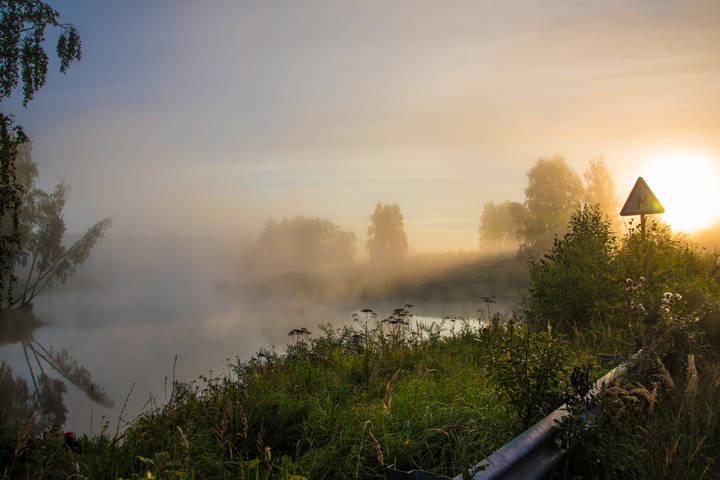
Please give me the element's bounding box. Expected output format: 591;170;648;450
638;152;720;233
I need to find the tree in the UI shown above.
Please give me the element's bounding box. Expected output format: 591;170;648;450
0;144;113;423
0;1;82;305
367;202;408;264
478;200;525;253
525;204;621;334
519;155;584;254
250;216;355;274
0;3;112;427
8;144;110;309
583;157;620;227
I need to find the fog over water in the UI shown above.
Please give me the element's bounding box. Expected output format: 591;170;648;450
0;233;516;434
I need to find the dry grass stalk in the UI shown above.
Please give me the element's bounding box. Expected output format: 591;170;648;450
686;354;698;397
629;383;658;414
664;435;681;474
177;426;189;454
239;402;248;440
355;422;369;479
688;435;707;467
365;421;384;467
419;368;438;384
656;358;675;388
425;424;471;435
384;369;401;416
215;398;232;446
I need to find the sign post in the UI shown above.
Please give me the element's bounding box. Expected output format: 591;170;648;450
620;176;665;263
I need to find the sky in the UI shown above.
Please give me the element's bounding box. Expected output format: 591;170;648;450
9;0;720;253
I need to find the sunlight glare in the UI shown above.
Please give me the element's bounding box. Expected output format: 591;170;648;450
641;152;720;233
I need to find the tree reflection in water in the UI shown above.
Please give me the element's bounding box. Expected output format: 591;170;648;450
0;305;113;431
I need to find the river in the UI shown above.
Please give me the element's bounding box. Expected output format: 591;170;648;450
0;235;517;435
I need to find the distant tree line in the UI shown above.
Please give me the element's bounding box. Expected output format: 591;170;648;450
249;216;356;275
478;155;619;256
244;201;408;275
244;155;619;274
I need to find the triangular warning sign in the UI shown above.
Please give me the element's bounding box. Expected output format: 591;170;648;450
620;177;664;216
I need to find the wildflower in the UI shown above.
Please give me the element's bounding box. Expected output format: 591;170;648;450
639;276;646;282
674;293;682;301
664;292;673;299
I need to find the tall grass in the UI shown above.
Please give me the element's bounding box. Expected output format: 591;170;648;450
1;313;587;480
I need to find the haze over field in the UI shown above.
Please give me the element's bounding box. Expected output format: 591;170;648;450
9;0;720;252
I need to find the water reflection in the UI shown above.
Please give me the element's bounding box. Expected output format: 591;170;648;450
0;305;112;432
0;306;42;346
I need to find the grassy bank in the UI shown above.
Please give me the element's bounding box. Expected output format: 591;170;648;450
1;314;594;479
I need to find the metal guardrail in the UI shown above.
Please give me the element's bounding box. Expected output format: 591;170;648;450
453;355;637;480
384;353;639;480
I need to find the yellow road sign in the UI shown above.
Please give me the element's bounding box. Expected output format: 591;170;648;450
620;177;664;216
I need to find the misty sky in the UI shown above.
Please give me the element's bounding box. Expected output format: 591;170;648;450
10;0;720;252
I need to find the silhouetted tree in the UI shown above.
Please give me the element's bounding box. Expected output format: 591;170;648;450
4;143;111;310
583;157;620;228
519;155;584;255
251;216;355;274
367;202;408;264
478;201;526;253
0;1;82;306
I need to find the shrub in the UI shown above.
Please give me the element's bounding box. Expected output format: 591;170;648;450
488;320;573;428
525;204;622;334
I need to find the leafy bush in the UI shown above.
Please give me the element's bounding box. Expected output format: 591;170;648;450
488;319;573;428
525;204;623;334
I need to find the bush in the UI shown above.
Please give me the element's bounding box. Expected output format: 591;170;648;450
525;204;623;334
488;319;573;428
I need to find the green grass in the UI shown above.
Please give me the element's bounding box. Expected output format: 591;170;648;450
1;317;586;480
